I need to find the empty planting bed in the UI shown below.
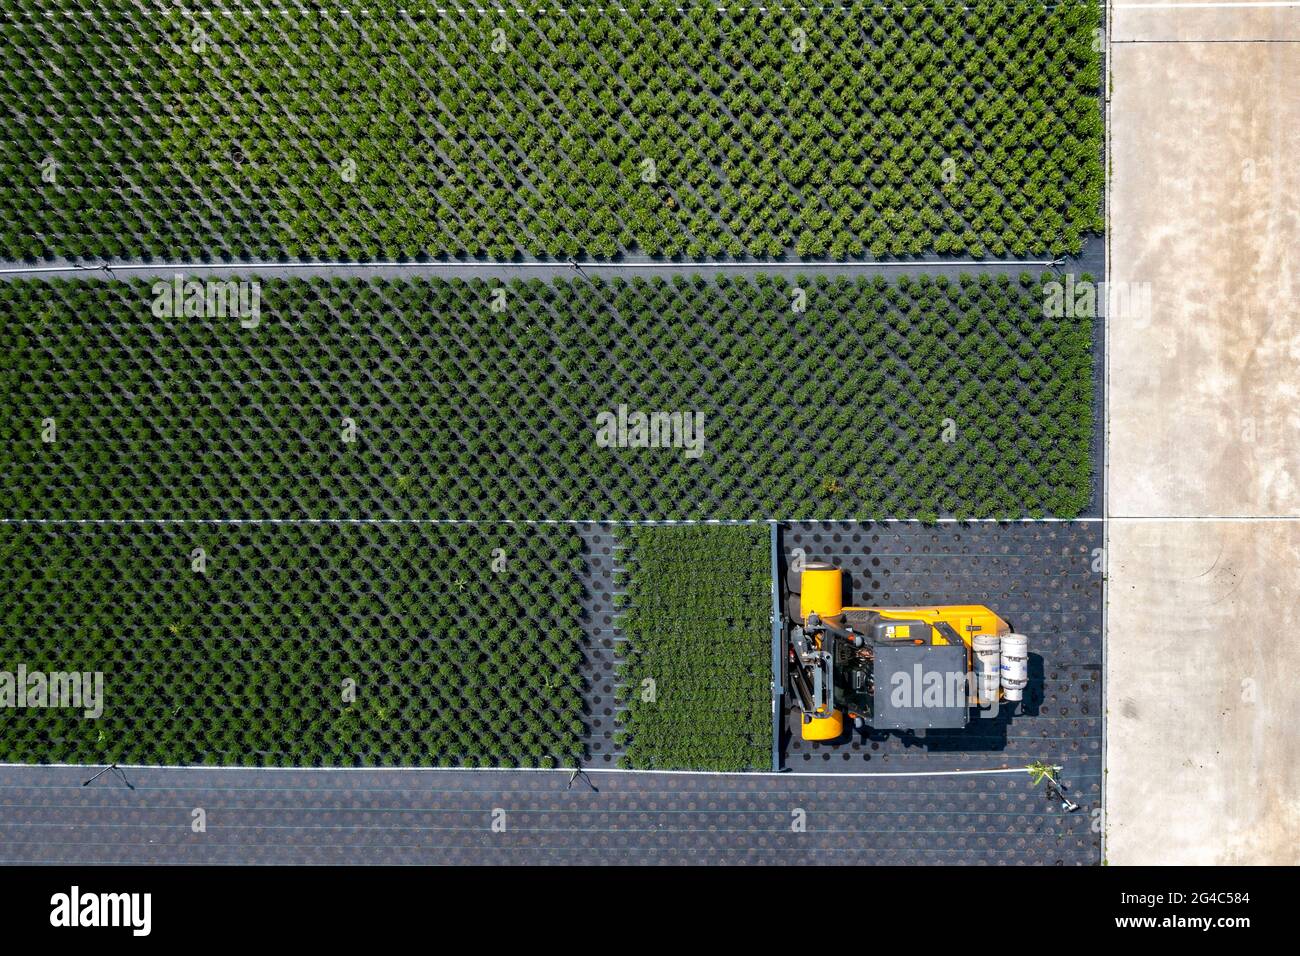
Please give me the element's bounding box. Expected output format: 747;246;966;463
575;523;623;767
0;764;1099;865
779;521;1102;793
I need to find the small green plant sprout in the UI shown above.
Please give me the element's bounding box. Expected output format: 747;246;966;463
1026;760;1061;786
1027;760;1080;812
822;476;843;497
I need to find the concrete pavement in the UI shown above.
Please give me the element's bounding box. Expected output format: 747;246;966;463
1106;0;1300;864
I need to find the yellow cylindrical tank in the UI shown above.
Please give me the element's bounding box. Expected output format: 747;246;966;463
800;564;843;621
801;709;844;741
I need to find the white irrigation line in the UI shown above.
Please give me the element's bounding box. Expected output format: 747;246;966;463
0;517;1105;524
1;761;1056;779
0;258;1062;276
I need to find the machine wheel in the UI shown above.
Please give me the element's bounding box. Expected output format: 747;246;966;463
785;592;802;626
784;566;803;596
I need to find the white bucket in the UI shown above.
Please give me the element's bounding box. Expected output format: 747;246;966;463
973;633;1001;706
1000;633;1029;702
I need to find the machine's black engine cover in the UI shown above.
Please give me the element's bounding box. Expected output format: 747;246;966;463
870;642;970;730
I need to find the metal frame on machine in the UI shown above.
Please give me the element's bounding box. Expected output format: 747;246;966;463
769;521;784;772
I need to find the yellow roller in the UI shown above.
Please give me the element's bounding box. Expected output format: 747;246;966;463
801;709;844;741
799;564;843;621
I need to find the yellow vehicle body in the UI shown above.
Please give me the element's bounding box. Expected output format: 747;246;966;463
861;605;1010;647
799;564;1008;649
794;564;1009;741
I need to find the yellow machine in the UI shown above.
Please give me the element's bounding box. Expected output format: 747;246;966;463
788;563;1014;741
